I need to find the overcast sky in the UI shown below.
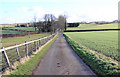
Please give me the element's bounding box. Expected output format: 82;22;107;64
0;0;119;24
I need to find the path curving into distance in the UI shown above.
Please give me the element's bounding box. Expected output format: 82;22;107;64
32;33;96;76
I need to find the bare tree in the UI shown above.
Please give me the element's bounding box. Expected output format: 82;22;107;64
43;14;57;33
64;14;67;31
35;14;67;33
58;15;66;31
50;14;57;33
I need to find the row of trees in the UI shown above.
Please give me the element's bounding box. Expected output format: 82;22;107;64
67;23;79;27
33;14;67;33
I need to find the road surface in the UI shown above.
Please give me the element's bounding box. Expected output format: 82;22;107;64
32;33;96;76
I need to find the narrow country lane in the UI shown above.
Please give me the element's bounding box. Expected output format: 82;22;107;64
32;33;96;76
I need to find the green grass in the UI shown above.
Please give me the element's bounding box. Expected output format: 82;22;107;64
10;33;58;75
67;23;118;30
0;25;15;27
6;27;38;31
64;34;119;76
1;27;38;34
0;30;24;34
64;31;118;61
3;33;50;47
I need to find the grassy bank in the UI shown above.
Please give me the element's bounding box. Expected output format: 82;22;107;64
64;34;119;76
10;33;58;75
3;33;50;47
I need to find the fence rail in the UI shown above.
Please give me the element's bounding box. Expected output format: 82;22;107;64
0;33;55;73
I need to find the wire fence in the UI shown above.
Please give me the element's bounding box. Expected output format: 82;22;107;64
0;33;55;73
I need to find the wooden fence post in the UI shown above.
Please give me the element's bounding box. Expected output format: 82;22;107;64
15;44;21;61
25;41;28;57
37;41;39;49
2;47;11;67
31;40;33;54
50;35;52;39
47;37;48;41
49;36;50;40
50;36;51;40
41;39;43;45
46;38;47;42
48;36;49;40
34;41;36;52
39;40;41;47
42;39;44;45
44;38;45;44
45;38;46;43
45;38;47;43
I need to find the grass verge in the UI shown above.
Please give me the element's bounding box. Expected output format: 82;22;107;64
9;33;58;75
63;34;119;77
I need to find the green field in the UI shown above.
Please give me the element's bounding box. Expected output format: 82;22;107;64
0;25;15;27
67;23;118;30
2;33;50;47
5;27;38;31
1;27;38;34
0;30;24;34
64;31;118;61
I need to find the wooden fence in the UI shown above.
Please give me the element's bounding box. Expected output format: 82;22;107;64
0;33;55;73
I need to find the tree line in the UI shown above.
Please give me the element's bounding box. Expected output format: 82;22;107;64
33;14;67;33
67;23;79;27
